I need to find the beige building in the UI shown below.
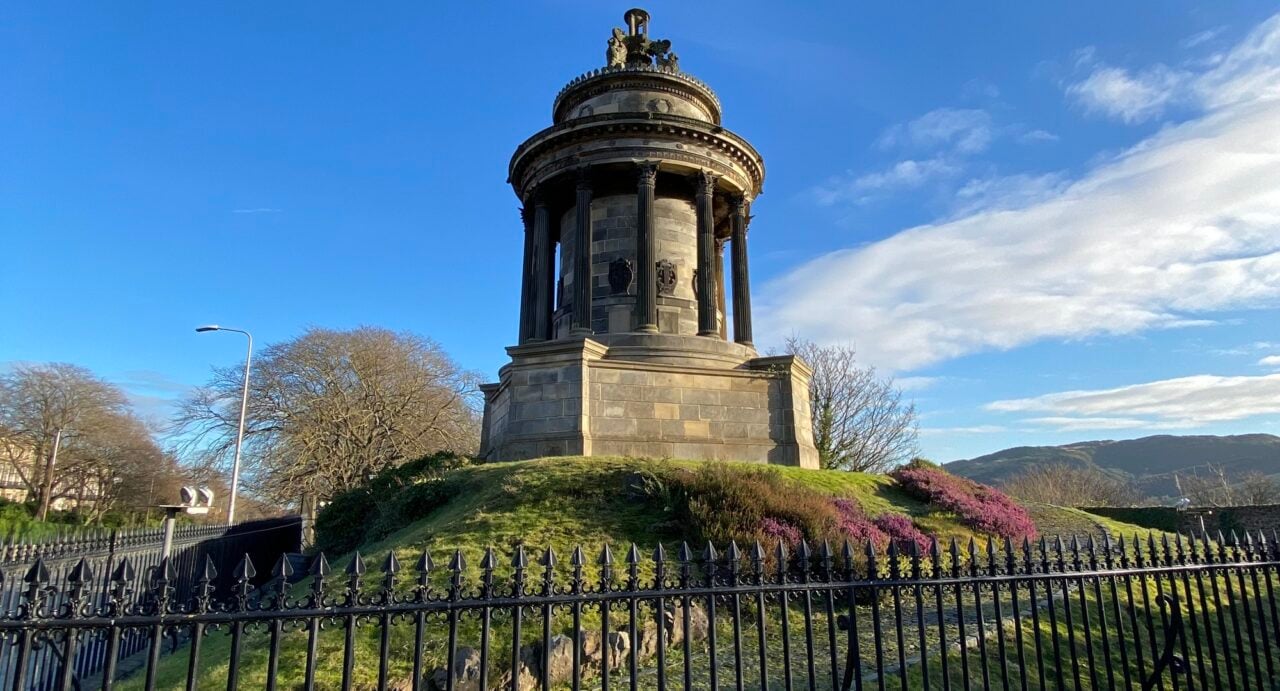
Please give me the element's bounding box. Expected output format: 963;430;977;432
480;10;818;468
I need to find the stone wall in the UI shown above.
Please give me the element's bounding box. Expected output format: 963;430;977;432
555;194;717;338
1083;504;1280;536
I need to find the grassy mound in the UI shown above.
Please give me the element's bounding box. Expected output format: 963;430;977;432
323;456;992;574
122;457;1169;690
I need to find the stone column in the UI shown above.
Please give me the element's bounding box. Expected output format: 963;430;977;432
695;171;718;336
518;205;536;343
531;194;553;341
715;237;728;340
635;162;659;333
572;168;594;335
730;194;753;345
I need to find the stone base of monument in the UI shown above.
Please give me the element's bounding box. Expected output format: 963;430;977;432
479;334;819;468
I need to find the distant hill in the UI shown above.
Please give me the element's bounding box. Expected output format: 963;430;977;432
945;434;1280;497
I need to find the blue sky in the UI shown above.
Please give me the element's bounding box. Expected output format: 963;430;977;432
3;2;1278;462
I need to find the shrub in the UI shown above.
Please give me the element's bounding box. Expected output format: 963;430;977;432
315;451;469;554
664;466;844;548
831;498;888;548
891;465;1036;541
759;517;803;546
872;513;931;553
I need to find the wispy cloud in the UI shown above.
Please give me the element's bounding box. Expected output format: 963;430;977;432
897;376;942;392
813;158;959;206
1260;355;1280;368
1182;27;1227;49
920;425;1008;436
764;14;1280;372
987;373;1280;429
877;108;995;154
1016;128;1059;144
1066;62;1187;123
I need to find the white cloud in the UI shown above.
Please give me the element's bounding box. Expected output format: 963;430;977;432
920;425;1008;436
1260;355;1280;367
1023;416;1158;431
1016;129;1059;144
1182;27;1227;49
877;108;994;154
764;14;1280;372
813;158;958;206
987;373;1280;429
952;172;1069;215
1066;64;1187;123
896;376;941;391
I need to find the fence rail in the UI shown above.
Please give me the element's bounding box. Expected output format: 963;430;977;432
0;516;301;690
1;529;1277;690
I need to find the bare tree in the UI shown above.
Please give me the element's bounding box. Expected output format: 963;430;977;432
0;363;178;521
1178;465;1280;506
784;337;918;472
172;327;481;506
1237;471;1280;505
1001;464;1143;507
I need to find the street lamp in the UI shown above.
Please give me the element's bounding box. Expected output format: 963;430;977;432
157;486;214;561
196;324;252;525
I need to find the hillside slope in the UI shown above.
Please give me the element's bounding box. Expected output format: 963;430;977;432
945;433;1280;496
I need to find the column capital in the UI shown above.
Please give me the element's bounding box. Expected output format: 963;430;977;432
694;170;719;196
636;161;659;187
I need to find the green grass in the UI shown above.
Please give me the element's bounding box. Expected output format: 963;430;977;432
115;456;1170;690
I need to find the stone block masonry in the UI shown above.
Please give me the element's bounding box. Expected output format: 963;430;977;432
480;337;818;468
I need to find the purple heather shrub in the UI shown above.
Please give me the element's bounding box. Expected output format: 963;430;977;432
831;498;889;549
759;517;803;546
872;513;931;553
890;465;1037;541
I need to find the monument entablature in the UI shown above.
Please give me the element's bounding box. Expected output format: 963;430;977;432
479;9;818;468
508;113;765;201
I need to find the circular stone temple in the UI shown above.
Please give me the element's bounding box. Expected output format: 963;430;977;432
479;10;818;467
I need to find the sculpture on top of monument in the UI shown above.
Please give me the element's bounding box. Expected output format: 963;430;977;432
607;28;628;68
606;8;680;71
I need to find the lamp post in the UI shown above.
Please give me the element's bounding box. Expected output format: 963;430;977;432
196;325;252;526
158;486;213;561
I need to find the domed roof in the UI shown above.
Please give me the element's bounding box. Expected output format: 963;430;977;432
551;9;722;125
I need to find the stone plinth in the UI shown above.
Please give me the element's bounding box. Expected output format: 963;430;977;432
480;336;818;468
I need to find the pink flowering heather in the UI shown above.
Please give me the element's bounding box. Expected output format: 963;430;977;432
831;498;889;549
759;517;803;546
872;513;931;553
890;465;1037;541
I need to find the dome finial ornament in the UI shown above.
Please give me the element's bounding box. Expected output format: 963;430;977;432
605;8;679;71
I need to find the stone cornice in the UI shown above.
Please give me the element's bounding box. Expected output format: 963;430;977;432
553;65;722;124
510;114;765;198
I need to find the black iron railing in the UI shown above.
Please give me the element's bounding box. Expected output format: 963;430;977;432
1;529;1277;690
0;516;301;690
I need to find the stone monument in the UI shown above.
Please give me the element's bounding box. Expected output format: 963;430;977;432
479;9;819;468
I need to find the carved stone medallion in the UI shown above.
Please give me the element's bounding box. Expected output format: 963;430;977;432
608;258;634;294
656;259;677;296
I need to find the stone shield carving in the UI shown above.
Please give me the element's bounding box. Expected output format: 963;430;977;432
608;258;634;294
656;259;677;296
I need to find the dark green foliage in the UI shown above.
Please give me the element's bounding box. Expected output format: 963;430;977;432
660;465;845;546
1080;506;1183;533
314;451;468;553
